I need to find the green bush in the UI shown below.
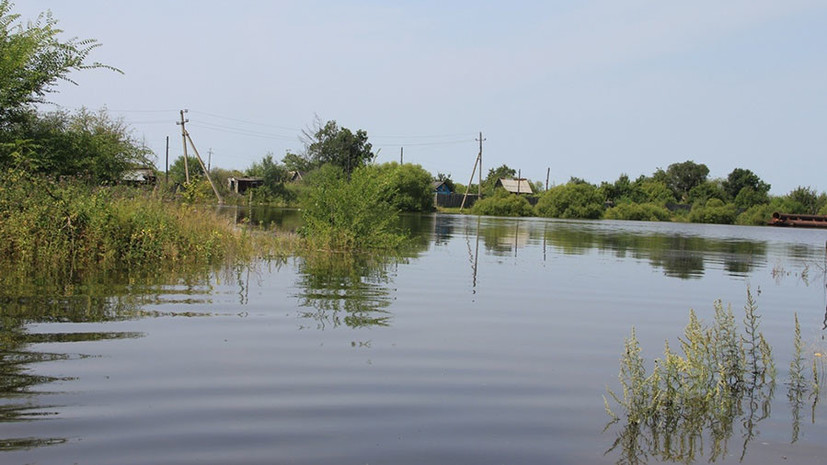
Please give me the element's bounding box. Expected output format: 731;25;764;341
471;188;534;217
299;165;405;250
688;198;737;224
535;182;604;219
375;162;434;212
604;202;671;221
736;203;775;226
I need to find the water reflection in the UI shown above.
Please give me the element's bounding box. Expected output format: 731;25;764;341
0;267;223;452
294;252;401;330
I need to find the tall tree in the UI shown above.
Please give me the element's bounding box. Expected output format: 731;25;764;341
0;1;119;127
664;160;709;202
722;168;770;200
301;118;375;176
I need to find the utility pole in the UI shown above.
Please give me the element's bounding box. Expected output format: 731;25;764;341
476;131;485;197
207;148;212;172
400;146;403;164
546;167;550;191
185;130;224;204
460;131;485;211
165;136;169;186
177;109;190;183
517;169;521;194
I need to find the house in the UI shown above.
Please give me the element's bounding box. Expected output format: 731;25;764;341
122;168;157;185
432;180;453;195
495;178;533;195
228;177;264;194
288;171;305;182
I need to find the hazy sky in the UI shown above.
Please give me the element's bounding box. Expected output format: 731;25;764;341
13;1;827;194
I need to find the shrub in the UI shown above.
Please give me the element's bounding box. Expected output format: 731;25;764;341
299;165;405;250
604;202;671;221
688;198;737;224
535;182;604;219
471;188;534;217
375;162;434;212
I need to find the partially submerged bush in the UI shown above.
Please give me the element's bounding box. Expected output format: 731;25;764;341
471;188;533;217
535;182;604;219
299;165;405;250
604;202;671;221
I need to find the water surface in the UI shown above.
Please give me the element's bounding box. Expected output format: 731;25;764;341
2;215;826;464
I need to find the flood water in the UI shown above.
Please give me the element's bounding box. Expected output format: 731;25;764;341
2;214;827;464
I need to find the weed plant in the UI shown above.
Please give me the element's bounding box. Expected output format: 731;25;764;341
605;289;776;463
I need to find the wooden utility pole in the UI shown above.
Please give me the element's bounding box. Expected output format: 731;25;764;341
207;148;212;172
460;131;485;211
400;146;403;164
185;131;224;204
517;169;521;194
165;136;169;186
546;167;550;191
177;110;190;183
477;131;485;197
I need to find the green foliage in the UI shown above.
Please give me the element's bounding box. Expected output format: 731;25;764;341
246;153;292;204
535;181;604;219
723;168;770;201
689;198;737;224
375;162;434;212
1;108;152;183
299;165;404;250
784;186;826;214
687;179;727;206
471;188;533;217
604;202;671;221
733;186;769;210
0;169;250;277
294;118;375;176
168;155;204;185
606;290;776;463
435;172;455;193
0;1;119;126
662;160;710;202
735;203;775;226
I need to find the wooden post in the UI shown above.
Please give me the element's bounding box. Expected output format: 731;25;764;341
178;110;190;184
185;133;224;204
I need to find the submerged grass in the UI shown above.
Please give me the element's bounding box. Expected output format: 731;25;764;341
605;288;776;463
0;169;297;279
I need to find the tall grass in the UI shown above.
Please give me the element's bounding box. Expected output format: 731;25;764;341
0;168;289;278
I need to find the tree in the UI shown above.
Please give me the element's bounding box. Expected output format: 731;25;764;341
0;1;119;127
168;155;204;185
723;168;770;201
482;164;516;195
1;107;152;183
300;118;374;176
375;162;434;212
663;160;709;202
435;172;455;193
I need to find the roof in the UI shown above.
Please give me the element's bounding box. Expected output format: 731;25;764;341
496;178;533;194
122;168;156;182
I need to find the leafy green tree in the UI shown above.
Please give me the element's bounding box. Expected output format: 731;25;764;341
168;155;204;185
633;177;675;205
535;181;604;219
663;160;709;202
733;186;769;210
687;179;727;206
375;162;434;212
1;108;152;183
784;186;826;214
723;168;770;201
689;198;737;224
0;1;118;127
282;150;312;173
301;118;374;176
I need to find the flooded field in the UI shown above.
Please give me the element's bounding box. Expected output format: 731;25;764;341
2;214;826;464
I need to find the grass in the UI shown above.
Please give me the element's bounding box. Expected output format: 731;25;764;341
0;168;297;279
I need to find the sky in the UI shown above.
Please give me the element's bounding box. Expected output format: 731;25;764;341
12;0;827;195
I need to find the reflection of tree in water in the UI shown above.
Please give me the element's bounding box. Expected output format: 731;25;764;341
295;252;403;330
541;226;768;279
0;264;221;451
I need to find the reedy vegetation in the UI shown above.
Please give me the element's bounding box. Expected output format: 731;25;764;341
605;289;821;463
